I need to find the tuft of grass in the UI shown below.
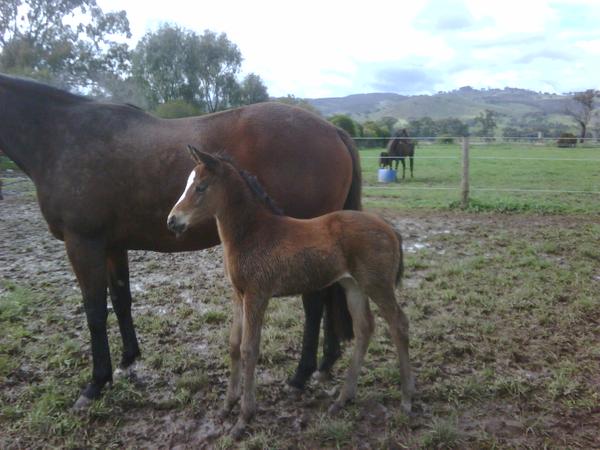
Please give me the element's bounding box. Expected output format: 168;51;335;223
309;415;354;447
420;417;462;449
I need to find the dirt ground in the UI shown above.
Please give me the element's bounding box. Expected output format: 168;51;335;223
1;176;599;449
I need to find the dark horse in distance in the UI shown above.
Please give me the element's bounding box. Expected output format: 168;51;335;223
0;74;360;408
386;129;416;179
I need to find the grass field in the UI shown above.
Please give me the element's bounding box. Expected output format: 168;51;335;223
360;142;600;213
1;144;600;448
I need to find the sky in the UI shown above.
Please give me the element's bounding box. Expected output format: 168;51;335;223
97;0;600;99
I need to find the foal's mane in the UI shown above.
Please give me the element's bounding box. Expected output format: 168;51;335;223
216;153;284;216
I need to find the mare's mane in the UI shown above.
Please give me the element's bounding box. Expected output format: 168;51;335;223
216;154;284;216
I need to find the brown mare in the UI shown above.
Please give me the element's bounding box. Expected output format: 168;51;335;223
168;147;414;438
386;129;416;178
0;74;360;408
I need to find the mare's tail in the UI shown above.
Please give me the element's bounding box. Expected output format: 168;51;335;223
394;229;404;288
326;128;363;342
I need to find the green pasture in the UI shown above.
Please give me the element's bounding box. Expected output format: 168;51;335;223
360;142;600;214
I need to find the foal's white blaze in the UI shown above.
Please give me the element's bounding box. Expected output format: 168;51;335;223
174;169;196;208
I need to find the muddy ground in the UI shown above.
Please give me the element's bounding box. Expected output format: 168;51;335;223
1;176;599;449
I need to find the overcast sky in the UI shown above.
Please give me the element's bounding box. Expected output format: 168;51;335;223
97;0;600;98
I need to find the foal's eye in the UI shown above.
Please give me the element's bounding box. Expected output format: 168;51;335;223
195;184;207;193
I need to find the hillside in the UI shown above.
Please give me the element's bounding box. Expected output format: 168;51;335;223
307;87;571;123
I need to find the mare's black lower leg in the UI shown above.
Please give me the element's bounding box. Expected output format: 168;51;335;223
410;156;414;178
107;249;140;370
288;290;326;389
65;234;112;406
318;284;345;373
401;158;406;179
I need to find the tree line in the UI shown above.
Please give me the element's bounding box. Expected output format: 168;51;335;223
0;0;269;117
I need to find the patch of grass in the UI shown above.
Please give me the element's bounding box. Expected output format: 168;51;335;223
202;310;228;324
309;415;354;448
419;416;462;449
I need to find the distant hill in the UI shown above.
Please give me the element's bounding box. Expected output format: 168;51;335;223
307;87;572;124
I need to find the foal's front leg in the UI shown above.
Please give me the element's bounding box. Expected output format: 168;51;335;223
220;294;243;418
231;295;269;439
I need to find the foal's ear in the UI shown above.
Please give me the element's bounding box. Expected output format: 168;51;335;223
187;145;220;172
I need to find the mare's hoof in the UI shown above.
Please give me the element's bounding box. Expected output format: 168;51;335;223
72;395;93;412
230;419;247;440
286;377;307;391
313;370;332;383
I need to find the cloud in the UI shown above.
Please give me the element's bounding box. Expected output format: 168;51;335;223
515;49;574;64
370;67;441;94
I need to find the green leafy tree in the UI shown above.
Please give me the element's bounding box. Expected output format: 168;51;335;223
196;30;242;112
132;25;199;108
0;0;131;90
132;27;244;113
329;114;357;136
236;73;269;106
474;109;498;137
407;116;437;137
273;94;321;115
361;120;388;148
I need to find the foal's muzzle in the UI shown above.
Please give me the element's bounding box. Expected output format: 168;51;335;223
167;215;187;236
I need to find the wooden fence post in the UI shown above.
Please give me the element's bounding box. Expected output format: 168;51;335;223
461;137;469;208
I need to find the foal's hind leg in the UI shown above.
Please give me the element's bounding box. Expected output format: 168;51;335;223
368;286;414;413
107;249;141;379
220;294;243;418
329;278;374;415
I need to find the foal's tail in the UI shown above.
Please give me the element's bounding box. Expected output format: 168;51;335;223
395;229;404;288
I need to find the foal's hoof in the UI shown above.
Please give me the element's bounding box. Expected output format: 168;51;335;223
113;362;137;380
72;395;93;412
218;405;233;420
230;419;247;440
328;400;345;416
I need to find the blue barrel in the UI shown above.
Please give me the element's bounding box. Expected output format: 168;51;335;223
378;168;397;183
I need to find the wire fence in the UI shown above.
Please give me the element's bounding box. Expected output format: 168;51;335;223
356;137;600;209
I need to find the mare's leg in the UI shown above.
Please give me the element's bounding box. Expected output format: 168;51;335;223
231;295;269;439
107;248;141;377
401;157;406;179
288;290;325;389
65;233;112;409
318;286;343;378
329;278;374;415
221;293;243;417
410;156;414;178
367;285;414;413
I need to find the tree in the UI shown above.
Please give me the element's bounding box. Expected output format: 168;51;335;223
0;0;131;90
237;73;269;106
474;109;498;137
329;114;357;136
132;27;244;113
196;30;242;112
273;94;321;115
132;25;199;108
566;89;599;143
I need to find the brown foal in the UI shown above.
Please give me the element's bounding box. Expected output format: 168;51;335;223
167;146;414;438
